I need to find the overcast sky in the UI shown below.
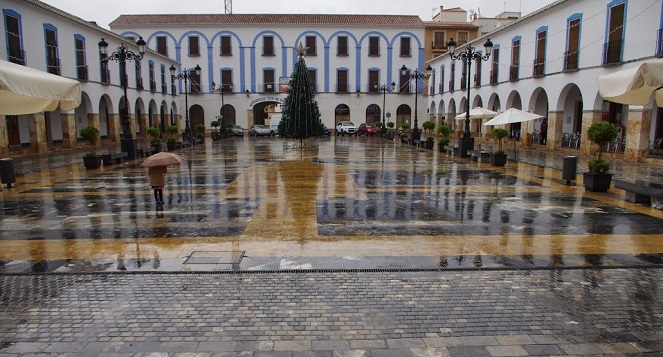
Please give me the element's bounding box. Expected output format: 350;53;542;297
40;0;557;30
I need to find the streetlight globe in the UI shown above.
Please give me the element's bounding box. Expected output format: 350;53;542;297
400;65;408;76
446;38;457;55
390;81;395;91
98;38;108;55
483;38;493;57
169;65;176;76
136;37;146;55
194;64;202;75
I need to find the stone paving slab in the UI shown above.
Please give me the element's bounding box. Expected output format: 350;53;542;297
1;269;663;356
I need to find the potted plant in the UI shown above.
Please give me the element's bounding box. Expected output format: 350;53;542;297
80;126;101;169
147;126;162;153
437;124;451;152
490;128;509;167
166;125;178;151
583;121;618;192
400;132;409;144
386;122;395;139
210;120;220;141
425;136;435;149
194;124;206;144
422;120;435;135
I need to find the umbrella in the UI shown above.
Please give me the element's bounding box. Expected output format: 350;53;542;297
455;106;498;120
140;152;184;168
483;108;543;126
598;59;663;106
0;59;81;115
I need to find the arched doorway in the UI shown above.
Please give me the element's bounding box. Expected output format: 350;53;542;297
99;96;112;139
252;101;280;126
335;104;350;124
396;104;411;128
189;104;205;130
365;104;380;124
557;84;583;148
220;104;236;126
506;91;523;140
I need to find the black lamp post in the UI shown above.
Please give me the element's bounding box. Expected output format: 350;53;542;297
379;81;396;137
211;81;233;137
400;64;432;143
170;64;201;144
446;37;493;158
98;37;146;160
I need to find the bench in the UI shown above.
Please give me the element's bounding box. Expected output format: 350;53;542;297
614;179;663;209
100;152;127;166
468;150;491;162
137;147;155;158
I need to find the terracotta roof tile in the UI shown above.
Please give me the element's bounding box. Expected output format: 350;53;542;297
110;14;424;27
424;21;477;29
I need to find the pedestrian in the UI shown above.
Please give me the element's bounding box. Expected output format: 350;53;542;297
148;166;167;205
540;118;548;145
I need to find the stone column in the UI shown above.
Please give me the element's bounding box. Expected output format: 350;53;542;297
61;113;77;149
28;113;47;153
108;114;120;143
580;111;602;156
546;111;564;150
0;115;8;157
138;114;148;136
624;108;652;162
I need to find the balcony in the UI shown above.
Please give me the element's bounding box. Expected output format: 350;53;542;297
448;80;454;92
77;65;88;81
438;83;444;93
563;51;578;71
47;58;60;75
489;70;498;85
509;65;519;81
150;79;156;93
533;60;545;77
263;83;275;93
473;73;481;87
336;84;348;93
161;83;167;94
171;84;176;95
460;75;467;90
101;69;111;84
8;48;25;65
603;40;622;65
136;78;144;91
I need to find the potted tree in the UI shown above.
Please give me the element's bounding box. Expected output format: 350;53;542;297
399;122;410;143
147;126;162;153
374;121;383;137
166;125;178;151
194;124;206;144
490;128;509;167
210;120;220;141
437;124;451;152
422;120;435;135
583;121;618;192
425;136;435;149
386;122;396;139
80;126;101;170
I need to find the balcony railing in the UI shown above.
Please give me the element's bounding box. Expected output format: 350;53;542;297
473;73;481;87
509;65;519;81
448;80;454;92
336;84;348;93
603;40;622;65
150;79;156;92
171;84;176;95
657;29;663;57
563;51;579;71
161;83;167;94
263;83;275;93
47;58;60;75
8;48;25;65
136;78;144;91
101;69;111;84
77;65;88;81
489;70;498;85
460;75;467;90
438;83;444;93
533;59;545;77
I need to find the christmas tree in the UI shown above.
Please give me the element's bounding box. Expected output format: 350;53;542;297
278;43;325;141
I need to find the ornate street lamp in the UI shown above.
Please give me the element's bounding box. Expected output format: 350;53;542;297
378;81;396;137
98;37;146;160
211;81;234;137
446;37;493;158
400;64;432;143
170;64;201;144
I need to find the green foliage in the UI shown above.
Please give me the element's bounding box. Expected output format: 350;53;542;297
426;136;435;142
278;55;325;139
400;122;410;129
150;137;162;146
491;128;509;151
587;121;618;160
422;120;435;132
210;121;220;130
386;122;395;129
437;124;451;137
194;124;206;135
146;127;161;139
400;132;409;138
588;158;610;173
438;137;450;145
374;121;382;128
79;126;100;156
166;125;178;137
494;149;505;155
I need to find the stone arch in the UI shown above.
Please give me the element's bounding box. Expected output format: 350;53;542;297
437;100;446;126
335;104;350;125
75;92;93;138
221;104;236;126
148;99;158;128
160;100;168;134
190;104;205;130
487;93;501;112
472;95;483;108
556;83;584;135
448;99;457;131
396;104;411;128
98;94;113;138
528;87;550;134
506;91;522;110
135;97;146;134
366;104;380;124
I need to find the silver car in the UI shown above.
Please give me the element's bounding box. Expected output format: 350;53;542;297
231;125;243;136
336;121;357;136
249;125;271;136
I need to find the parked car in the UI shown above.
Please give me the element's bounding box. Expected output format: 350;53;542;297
357;123;379;136
231;125;243;136
336;121;357;136
248;125;271;136
322;125;331;136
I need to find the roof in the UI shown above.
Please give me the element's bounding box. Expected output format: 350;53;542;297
110;14;424;28
424;22;478;29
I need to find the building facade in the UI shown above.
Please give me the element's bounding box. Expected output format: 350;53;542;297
109;14;427;131
0;0;180;156
427;0;663;162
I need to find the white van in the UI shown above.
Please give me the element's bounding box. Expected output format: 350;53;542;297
268;114;282;136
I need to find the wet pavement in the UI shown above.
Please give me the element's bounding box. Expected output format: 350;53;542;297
1;136;663;356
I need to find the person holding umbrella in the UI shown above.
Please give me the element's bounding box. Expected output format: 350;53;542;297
140;152;184;205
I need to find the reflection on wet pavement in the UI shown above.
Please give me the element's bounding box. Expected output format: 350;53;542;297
1;137;663;273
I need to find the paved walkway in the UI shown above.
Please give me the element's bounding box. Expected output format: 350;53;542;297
1;136;663;356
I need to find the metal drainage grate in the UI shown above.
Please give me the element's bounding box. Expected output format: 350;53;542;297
183;250;246;265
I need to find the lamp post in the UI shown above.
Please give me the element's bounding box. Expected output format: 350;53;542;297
379;81;396;137
98;37;146;160
170;64;201;144
446;37;493;158
400;65;432;143
211;81;233;137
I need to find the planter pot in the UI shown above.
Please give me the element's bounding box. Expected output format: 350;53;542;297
438;144;446;153
152;144;161;154
425;141;435;149
583;172;613;192
83;156;102;170
167;141;177;151
211;132;219;141
490;153;508;167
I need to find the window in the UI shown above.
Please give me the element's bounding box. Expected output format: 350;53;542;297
491;47;500;84
368;69;379;93
337;36;348;56
221;69;233;92
135;60;143;90
604;2;625;64
188;36;199;56
305;36;316;56
457;32;468;46
369;36;379;56
189;67;201;94
74;35;87;81
474;56;482;87
400;37;411;57
263;69;275;92
160;65;167;94
44;26;60;75
534;28;547;76
220;36;232;56
149;61;156;92
430;70;435;95
565;15;581;70
156;36;168;56
433;32;445;49
170;70;175;95
439;66;445;93
460;60;467;90
510;37;520;81
337;69;348;93
449;62;455;92
399;68;410;94
263;36;274;56
308;69;317;92
4;11;24;65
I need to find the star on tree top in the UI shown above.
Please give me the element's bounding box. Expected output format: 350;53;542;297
296;42;308;58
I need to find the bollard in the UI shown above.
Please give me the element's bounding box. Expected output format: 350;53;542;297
562;156;577;185
0;158;16;188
